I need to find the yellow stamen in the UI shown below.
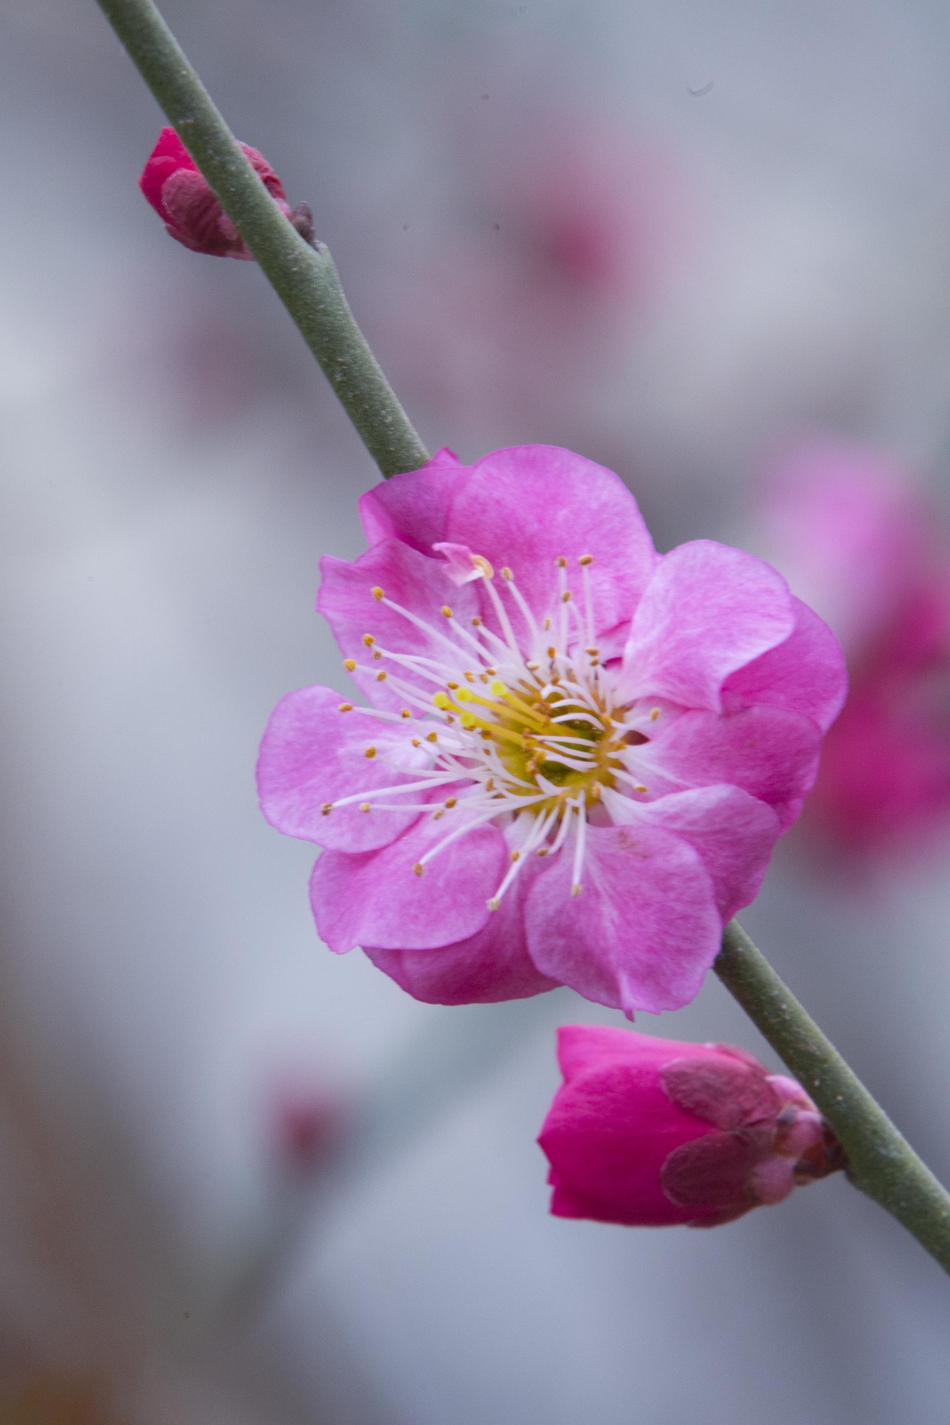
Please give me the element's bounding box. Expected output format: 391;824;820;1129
413;862;424;876
371;586;384;600
338;702;353;712
344;658;356;671
321;803;333;815
362;634;375;647
441;605;453;618
578;554;594;566
359;802;371;813
365;746;376;758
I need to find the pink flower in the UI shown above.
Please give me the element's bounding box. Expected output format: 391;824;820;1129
762;444;950;860
257;446;845;1015
139;127;294;259
539;1026;845;1227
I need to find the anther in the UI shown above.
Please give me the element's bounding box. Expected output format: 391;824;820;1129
321;802;333;816
536;847;549;857
585;646;598;656
376;671;387;681
555;556;568;568
344;659;356;671
561;590;572;603
359;802;371;813
486;897;500;911
411;738;421;747
338;702;353;712
425;731;438;743
401;708;412;718
413;863;424;877
485;667;496;676
432;809;445;820
373;651;383;660
526;661;540;671
501;566;513;580
543;617;552;630
464;670;476;682
447;681;459;690
547;646;557;658
571;883;582;897
371;586;384;601
578;554;594;566
510;850;520;862
485;779;495;791
471;616;482;626
362;634;375;647
445;797;457;808
471;554;494;578
441;605;453;618
650;707;660;721
365;746;377;758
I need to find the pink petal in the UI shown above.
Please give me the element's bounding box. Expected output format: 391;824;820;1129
659;1057;780;1130
621;541;796;712
722;597;847;734
525;824;722;1015
540;1060;722;1226
318;538;480;713
310;815;507;953
364;860;558;1003
611;785;781;921
555;1023;712;1084
444;446;658;638
648;704;823;830
359;448;467;552
256;685;428;853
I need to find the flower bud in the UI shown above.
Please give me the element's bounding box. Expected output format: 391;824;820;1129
538;1026;845;1227
139;127;293;259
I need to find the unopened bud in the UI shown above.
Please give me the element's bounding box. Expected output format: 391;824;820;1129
139;127;311;260
539;1026;845;1228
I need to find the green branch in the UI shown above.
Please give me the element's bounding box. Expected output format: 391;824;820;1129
716;920;950;1274
95;0;429;478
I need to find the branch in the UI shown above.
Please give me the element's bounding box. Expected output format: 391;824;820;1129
95;0;429;478
716;920;950;1274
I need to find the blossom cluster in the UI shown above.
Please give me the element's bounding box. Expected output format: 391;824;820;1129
258;444;846;1016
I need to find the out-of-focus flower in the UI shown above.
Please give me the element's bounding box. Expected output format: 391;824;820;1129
272;1087;342;1174
139;127;307;259
761;444;950;861
539;1025;845;1228
258;445;845;1016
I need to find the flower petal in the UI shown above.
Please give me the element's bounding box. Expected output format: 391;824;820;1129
647;704;823;830
722;597;847;733
605;784;781;921
359;448;468;551
364;859;558;1003
318;538;480;712
540;1059;722;1226
445;445;658;637
256;685;430;852
310;814;508;953
525;823;722;1015
621;541;796;712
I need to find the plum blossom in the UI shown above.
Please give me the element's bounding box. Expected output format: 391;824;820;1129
762;443;950;861
258;445;845;1016
139;127;311;258
539;1026;845;1227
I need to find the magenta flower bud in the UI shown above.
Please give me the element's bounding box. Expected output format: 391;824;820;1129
139;127;292;259
538;1025;845;1227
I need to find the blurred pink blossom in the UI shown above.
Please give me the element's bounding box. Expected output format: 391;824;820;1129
257;444;845;1017
139;127;293;259
762;444;950;861
539;1025;844;1228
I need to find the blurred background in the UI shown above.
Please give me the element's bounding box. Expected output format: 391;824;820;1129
1;0;950;1420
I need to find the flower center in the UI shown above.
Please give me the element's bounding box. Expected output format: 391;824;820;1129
323;550;657;907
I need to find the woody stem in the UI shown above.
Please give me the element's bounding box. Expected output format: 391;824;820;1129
94;0;428;478
716;919;950;1275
